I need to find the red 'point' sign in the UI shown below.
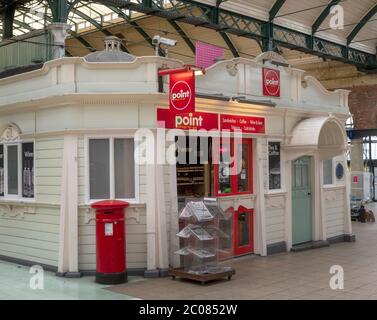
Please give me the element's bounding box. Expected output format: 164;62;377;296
157;108;218;131
170;71;195;112
262;67;280;97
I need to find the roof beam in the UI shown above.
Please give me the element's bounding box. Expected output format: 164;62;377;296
17;6;96;53
12;17;33;30
68;0;377;70
107;6;164;56
70;7;130;52
312;0;341;34
269;0;285;21
168;19;195;54
219;31;239;57
69;30;96;52
198;3;239;58
347;4;377;45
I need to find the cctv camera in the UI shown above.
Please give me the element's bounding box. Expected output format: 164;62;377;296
152;35;177;47
152;35;160;45
159;37;177;46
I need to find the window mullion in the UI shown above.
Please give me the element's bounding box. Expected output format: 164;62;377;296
18;143;22;197
4;145;8;197
230;138;235;193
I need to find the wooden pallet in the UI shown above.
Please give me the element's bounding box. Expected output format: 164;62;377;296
168;267;235;285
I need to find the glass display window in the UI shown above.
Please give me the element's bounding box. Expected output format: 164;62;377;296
214;138;253;196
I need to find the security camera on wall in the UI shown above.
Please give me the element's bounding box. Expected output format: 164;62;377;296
153;35;177;57
152;35;177;46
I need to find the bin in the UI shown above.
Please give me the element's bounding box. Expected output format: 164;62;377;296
91;200;129;284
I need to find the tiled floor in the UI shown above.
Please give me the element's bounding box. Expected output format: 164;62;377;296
0;261;139;300
2;204;377;300
107;205;377;300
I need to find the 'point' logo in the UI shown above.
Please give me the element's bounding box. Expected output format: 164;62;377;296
170;80;192;111
175;113;203;128
263;68;280;97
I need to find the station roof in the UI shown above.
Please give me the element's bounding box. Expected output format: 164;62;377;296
1;1;377;70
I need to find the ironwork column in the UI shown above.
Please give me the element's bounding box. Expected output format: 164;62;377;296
2;4;16;39
49;0;68;23
47;0;70;59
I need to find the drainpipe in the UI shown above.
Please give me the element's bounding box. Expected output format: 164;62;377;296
47;23;71;59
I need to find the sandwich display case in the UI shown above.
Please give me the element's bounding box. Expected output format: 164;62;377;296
169;198;235;285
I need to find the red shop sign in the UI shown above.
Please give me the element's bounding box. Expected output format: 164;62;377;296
157;108;219;130
262;67;280;97
169;70;195;113
220;114;265;134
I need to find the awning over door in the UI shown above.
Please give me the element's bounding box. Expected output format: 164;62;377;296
286;116;347;160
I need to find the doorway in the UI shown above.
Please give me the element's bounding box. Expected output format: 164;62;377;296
292;156;312;245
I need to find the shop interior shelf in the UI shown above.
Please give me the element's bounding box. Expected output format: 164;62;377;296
177;167;204;172
177;182;205;186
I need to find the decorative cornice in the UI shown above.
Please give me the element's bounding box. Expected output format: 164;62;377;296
0;123;22;143
0;204;36;218
0;93;168;116
0;56;183;86
81;203;146;224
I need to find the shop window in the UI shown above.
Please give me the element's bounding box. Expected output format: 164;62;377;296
237;142;251;193
7;146;18;195
0;142;34;198
215;138;253;196
218;142;232;194
114;138;135;199
89;138;135;200
268;141;281;190
323;158;333;185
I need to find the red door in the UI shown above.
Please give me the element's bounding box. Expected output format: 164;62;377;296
233;206;254;255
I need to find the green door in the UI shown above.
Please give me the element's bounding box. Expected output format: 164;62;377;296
292;156;312;245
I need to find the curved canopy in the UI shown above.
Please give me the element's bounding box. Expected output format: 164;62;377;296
289;116;347;160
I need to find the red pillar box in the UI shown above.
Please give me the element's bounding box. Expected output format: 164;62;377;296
91;200;129;284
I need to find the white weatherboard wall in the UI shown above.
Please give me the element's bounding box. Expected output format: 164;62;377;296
0;205;60;267
265;194;286;245
0;136;64;267
324;187;347;238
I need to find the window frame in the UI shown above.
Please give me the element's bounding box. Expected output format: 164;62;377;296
267;139;284;193
0;140;35;201
85;135;139;204
323;158;335;186
214;138;253;197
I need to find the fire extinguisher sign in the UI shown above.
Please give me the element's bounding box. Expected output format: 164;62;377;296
262;67;280;97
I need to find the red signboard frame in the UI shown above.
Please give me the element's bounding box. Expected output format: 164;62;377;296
169;70;195;113
157;108;219;131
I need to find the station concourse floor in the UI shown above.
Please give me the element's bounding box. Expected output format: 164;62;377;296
1;202;377;300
